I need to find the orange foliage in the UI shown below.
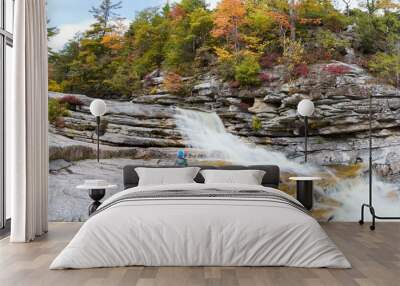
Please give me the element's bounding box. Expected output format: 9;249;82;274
212;0;246;51
267;7;321;37
101;33;123;50
164;72;184;95
298;18;321;25
266;11;290;30
377;0;400;10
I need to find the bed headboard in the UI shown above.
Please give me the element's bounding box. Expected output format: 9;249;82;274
123;165;280;190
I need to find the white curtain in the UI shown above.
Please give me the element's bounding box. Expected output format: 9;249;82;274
8;0;49;242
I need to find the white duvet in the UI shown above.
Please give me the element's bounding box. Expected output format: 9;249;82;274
50;183;351;269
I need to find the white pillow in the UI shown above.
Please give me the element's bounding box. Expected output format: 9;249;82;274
135;167;200;186
200;169;266;185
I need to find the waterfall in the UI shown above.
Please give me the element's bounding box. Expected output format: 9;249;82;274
175;108;400;221
175;108;310;173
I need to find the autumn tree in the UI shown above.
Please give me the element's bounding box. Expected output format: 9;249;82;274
281;39;305;76
242;3;275;53
123;7;170;78
265;0;324;44
267;11;291;41
212;0;246;54
52;0;127;97
190;7;213;47
47;0;400;96
163;1;212;73
280;0;310;41
49;36;81;92
180;0;207;12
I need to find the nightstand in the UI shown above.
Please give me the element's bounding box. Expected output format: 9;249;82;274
77;181;117;215
289;177;321;210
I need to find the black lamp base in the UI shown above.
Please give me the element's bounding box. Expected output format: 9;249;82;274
88;188;105;215
96;116;100;163
296;180;313;210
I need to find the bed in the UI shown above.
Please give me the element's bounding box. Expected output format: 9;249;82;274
50;165;350;269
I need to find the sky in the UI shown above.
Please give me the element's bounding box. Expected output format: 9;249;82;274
47;0;219;51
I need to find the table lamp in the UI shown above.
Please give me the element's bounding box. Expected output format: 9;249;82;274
297;99;315;163
90;99;107;162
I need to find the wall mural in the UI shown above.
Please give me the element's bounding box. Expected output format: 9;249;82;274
47;0;400;222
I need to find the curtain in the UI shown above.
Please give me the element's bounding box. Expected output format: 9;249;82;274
8;0;49;242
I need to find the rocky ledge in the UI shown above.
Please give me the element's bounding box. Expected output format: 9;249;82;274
48;61;400;222
50;61;400;179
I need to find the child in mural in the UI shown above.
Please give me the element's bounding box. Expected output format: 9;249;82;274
175;149;189;167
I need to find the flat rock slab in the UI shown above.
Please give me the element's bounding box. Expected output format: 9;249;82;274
48;158;176;221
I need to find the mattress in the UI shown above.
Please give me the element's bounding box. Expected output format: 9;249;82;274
50;183;351;269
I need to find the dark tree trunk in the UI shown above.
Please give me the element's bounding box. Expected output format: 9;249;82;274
289;0;296;41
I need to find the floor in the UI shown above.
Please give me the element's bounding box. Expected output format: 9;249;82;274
0;219;11;239
0;222;399;286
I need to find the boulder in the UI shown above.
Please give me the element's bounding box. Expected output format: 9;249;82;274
248;98;278;114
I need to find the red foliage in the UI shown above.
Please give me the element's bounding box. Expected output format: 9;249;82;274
59;95;83;106
169;5;186;20
322;51;332;61
323;64;351;75
293;63;309;78
258;72;274;82
164;72;184;94
260;53;279;68
304;50;331;64
212;0;246;40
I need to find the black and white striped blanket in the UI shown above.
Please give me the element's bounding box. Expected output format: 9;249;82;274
92;189;309;217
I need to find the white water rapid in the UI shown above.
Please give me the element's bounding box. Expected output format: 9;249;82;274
175;108;310;172
175;108;400;221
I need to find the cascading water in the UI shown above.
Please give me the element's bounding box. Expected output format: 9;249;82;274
175;108;311;172
175;107;400;221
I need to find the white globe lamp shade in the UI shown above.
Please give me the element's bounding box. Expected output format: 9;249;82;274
90;99;107;117
297;99;314;117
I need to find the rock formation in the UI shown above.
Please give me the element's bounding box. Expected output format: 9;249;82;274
49;61;400;221
50;61;400;171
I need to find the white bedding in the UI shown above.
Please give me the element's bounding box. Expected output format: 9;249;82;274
50;183;351;269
